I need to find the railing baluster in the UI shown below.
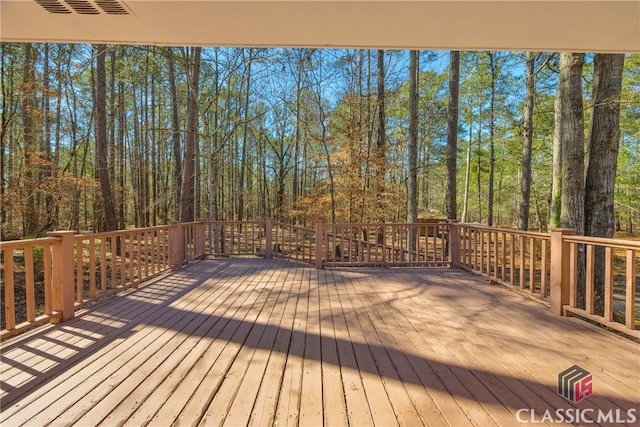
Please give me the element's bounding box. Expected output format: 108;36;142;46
474;229;479;271
435;225;440;264
529;237;536;293
89;238;96;298
156;229;160;270
509;234;515;285
519;236;525;289
146;231;152;276
111;236;117;288
76;239;83;303
569;242;577;308
480;231;485;274
129;233;135;283
585;244;595;314
119;234;126;286
136;232;142;282
604;247;614;322
541;239;549;297
4;249;15;330
25;247;35;322
626;249;636;330
461;227;467;265
163;229;168;268
101;237;107;293
44;242;53;315
150;231;155;274
485;231;491;275
501;232;506;281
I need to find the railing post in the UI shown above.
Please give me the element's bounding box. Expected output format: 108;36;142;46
448;220;460;268
196;219;207;259
265;218;273;259
169;221;183;270
47;230;76;323
315;220;324;269
550;228;574;316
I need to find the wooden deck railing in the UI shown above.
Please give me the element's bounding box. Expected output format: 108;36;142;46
271;221;316;264
74;225;173;309
0;237;58;335
561;234;639;336
205;220;267;257
323;222;450;267
456;224;551;302
2;220;638;339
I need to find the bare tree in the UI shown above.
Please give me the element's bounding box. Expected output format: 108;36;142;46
22;44;40;236
408;50;419;254
376;49;386;223
167;48;182;220
487;52;497;226
519;52;535;230
461;94;473;223
179;47;202;222
238;48;254;222
445;51;460;220
95;44;117;231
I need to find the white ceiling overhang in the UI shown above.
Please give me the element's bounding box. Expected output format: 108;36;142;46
1;0;639;53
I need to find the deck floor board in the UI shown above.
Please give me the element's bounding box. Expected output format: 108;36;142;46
1;258;638;427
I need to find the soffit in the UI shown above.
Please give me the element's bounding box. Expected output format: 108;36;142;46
1;1;639;53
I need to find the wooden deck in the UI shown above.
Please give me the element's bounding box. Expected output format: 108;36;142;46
1;258;638;426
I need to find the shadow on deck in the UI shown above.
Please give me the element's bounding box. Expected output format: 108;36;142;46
1;258;638;426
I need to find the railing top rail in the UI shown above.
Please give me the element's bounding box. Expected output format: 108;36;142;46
457;223;550;239
74;224;172;240
0;236;60;250
563;235;640;250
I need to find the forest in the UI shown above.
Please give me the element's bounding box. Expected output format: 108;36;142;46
1;45;638;240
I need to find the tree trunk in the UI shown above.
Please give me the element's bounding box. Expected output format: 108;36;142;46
117;80;126;229
445;51;460;220
22;44;39;236
584;53;625;314
559;53;585;235
42;44;56;231
408;50;419;255
376;49;386;223
549;55;563;230
487;52;496;226
519;52;535;230
168;48;182;220
238;48;253;222
558;52;586;306
95;44;118;232
462;96;473;223
208;48;220;223
292;50;304;222
179;47;201;222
